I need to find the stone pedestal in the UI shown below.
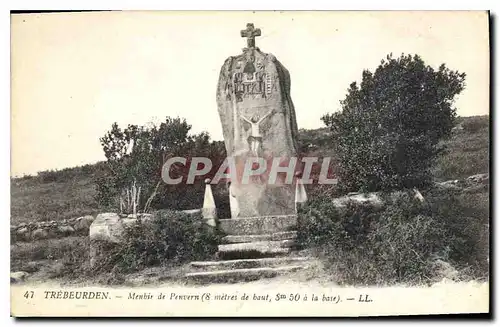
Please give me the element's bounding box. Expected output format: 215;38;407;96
184;215;316;283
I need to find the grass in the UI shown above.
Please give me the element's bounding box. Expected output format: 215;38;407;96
11;175;100;224
10;236;91;280
432;115;489;181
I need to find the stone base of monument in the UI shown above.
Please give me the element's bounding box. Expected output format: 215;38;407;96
184;214;315;283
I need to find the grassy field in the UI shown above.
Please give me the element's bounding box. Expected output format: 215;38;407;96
433;116;490;181
10;115;489;225
11;168;100;224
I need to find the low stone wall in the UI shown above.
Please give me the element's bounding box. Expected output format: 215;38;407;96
11;212;175;243
11;215;96;242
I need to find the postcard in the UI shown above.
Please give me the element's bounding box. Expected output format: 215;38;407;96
10;10;490;317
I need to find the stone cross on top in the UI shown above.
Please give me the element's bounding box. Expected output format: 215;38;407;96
240;23;261;49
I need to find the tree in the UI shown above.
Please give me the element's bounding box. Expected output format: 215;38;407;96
321;54;466;193
96;117;226;213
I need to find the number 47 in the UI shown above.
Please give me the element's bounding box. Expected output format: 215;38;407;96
23;291;34;299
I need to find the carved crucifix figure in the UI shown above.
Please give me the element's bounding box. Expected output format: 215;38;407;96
240;23;261;49
241;109;274;155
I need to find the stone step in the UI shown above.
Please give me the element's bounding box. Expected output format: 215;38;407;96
190;256;313;272
217;240;296;260
222;231;297;244
184;265;307;283
219;215;297;236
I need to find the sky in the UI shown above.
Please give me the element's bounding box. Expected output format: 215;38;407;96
11;11;489;176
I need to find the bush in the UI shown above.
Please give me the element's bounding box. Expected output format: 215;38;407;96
93;211;221;274
322;54;466;193
297;189;488;285
425;187;489;276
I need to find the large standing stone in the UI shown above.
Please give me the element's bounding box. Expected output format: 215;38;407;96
216;23;300;218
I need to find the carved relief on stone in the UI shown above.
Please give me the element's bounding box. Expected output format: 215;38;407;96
216;23;300;218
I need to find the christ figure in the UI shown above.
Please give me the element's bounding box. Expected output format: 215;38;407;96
241;109;274;155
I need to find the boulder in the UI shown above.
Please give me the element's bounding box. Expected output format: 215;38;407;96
436;180;461;189
46;227;59;238
57;225;75;236
332;192;384;208
138;213;154;223
89;213;126;243
31;228;49;240
11;271;29;284
74;215;95;232
16;227;30;241
89;213;142;268
467;173;489;184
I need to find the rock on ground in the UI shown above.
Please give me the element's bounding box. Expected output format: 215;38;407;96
11;271;29;284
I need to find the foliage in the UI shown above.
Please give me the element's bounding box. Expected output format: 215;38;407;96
96;117;226;213
297;127;333;155
322;54;466;193
93;211;220;274
297;189;489;285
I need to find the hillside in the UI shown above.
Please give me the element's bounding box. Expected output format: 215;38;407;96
10;115;489;225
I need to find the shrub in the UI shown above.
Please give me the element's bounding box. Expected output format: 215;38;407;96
297;198;381;249
297;189;488;285
425;187;489;276
321;54;466;193
93;211;221;274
